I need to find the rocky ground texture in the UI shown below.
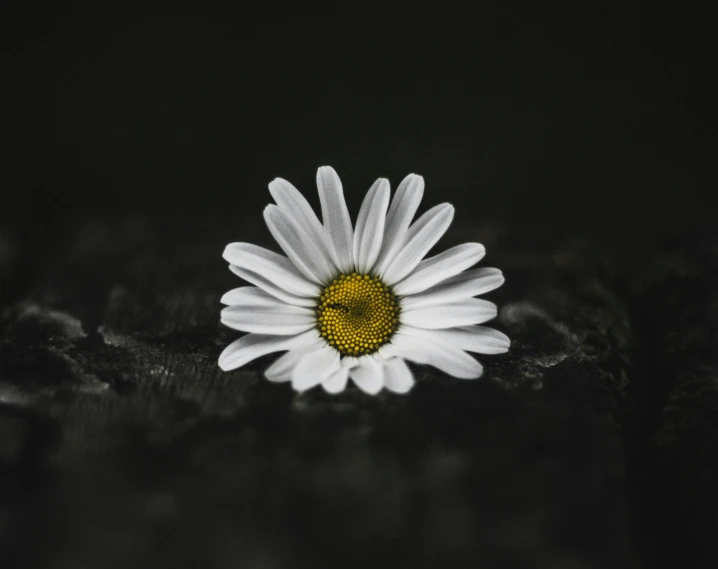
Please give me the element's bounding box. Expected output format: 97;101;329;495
1;214;716;568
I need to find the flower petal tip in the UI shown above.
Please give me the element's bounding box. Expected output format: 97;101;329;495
217;354;233;372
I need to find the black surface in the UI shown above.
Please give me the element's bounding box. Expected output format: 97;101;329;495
2;6;717;569
1;217;635;568
627;235;718;568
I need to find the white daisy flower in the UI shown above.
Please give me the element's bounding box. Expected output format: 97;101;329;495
219;166;509;395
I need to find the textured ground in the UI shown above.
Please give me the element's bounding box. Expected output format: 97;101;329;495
8;211;714;568
0;212;640;568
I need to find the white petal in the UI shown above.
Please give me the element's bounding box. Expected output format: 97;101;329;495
221;304;315;335
220;286;286;307
381;203;454;285
218;331;316;372
425;326;510;354
292;345;341;392
352;177;390;273
269;177;338;273
400;267;504;309
322;357;358;394
400;298;497;329
382;357;415;394
375;174;424;275
223;243;319;298
393;243;485;296
269;177;325;239
388;328;483;379
264;205;335;284
264;335;326;382
350;356;384;395
317;166;354;272
229;265;316;308
220;290;302;312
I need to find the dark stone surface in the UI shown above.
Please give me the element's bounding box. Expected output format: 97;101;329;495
0;214;635;568
627;235;718;569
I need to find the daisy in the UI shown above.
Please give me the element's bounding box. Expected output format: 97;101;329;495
219;166;509;395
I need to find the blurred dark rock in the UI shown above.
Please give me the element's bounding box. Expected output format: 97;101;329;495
628;235;718;569
0;214;635;568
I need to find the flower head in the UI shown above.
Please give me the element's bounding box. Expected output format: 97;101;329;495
219;166;509;395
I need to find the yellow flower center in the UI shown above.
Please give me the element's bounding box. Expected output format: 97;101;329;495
316;273;399;357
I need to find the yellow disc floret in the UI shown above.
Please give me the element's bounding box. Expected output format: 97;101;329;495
316;273;399;357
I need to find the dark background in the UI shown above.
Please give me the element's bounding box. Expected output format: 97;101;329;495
2;5;716;246
2;4;718;568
